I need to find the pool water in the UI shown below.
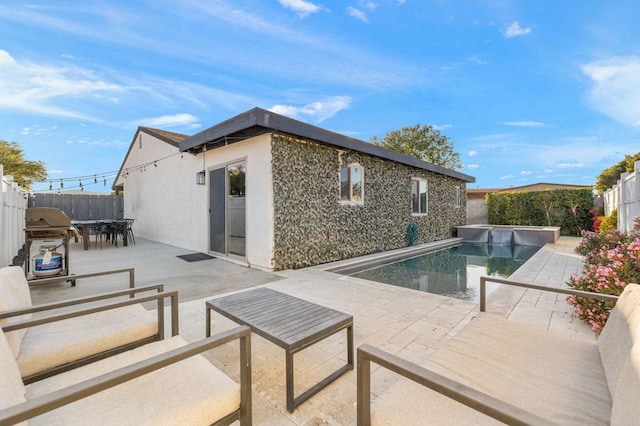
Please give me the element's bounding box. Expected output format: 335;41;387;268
348;243;540;302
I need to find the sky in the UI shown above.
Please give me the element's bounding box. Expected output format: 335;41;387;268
1;0;640;193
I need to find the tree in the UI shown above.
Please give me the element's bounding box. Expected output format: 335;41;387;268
0;140;47;190
595;152;640;193
370;124;462;170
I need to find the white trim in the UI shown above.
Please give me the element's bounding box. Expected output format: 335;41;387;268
339;163;365;205
411;178;428;215
454;186;461;208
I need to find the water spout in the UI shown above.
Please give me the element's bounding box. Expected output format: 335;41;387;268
490;229;513;245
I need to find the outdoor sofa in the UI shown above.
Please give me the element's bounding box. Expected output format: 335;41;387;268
0;266;174;384
0;265;252;425
358;279;640;425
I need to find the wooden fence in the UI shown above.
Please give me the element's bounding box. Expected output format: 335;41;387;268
28;192;124;220
1;166;28;267
603;160;640;232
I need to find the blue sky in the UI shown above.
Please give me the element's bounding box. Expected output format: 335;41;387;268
1;0;639;192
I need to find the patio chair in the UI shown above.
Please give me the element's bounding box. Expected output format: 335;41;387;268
126;218;135;244
0;324;252;425
27;267;135;289
0;266;177;384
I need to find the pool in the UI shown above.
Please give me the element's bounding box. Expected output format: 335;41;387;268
339;243;540;302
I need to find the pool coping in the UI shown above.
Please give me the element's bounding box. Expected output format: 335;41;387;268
320;237;463;275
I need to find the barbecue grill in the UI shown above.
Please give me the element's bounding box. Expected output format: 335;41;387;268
24;208;74;279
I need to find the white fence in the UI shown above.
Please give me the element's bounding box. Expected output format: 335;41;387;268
603;160;640;233
0;166;28;267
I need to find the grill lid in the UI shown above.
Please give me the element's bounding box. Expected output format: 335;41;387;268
26;208;72;230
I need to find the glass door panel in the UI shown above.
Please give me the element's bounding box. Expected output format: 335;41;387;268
227;162;246;256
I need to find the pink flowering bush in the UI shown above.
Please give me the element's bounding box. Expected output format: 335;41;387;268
567;218;640;331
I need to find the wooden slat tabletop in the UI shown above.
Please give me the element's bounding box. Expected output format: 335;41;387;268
207;287;352;350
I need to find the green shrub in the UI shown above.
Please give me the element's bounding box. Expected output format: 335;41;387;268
599;209;617;232
568;218;640;331
486;188;593;235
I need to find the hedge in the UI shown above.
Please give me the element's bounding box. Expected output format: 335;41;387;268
486;188;594;235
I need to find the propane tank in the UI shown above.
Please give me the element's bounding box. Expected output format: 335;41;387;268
32;245;63;277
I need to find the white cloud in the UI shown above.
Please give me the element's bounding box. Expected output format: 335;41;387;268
500;175;515;180
468;150;478;157
270;96;352;123
501;121;546;127
465;164;480;170
556;162;584;169
582;57;640;128
360;1;377;10
502;21;532;38
520;170;533;175
137;113;199;128
347;7;369;22
278;0;320;17
0;49;122;121
433;124;452;131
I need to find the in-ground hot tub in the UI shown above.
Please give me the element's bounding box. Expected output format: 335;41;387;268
456;225;560;247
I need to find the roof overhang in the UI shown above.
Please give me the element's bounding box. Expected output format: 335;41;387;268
180;107;475;183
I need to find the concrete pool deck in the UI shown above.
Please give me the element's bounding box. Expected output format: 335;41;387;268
29;236;592;424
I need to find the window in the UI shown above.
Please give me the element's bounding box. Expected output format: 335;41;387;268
412;178;428;214
455;186;461;208
340;164;364;203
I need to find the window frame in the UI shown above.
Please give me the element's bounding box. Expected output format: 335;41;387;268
454;186;461;208
411;178;428;216
340;163;364;205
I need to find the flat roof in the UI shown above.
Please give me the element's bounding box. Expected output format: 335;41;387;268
180;107;475;183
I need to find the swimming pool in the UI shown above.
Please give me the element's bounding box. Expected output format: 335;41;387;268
340;243;540;302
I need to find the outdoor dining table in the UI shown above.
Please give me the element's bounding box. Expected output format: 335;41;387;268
71;219;128;250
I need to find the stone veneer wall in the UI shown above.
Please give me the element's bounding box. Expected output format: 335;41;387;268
271;134;467;270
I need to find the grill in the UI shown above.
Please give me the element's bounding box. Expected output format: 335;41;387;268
25;208;73;279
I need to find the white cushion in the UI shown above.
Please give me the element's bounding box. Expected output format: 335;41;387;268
372;378;501;425
0;329;27;411
17;303;157;378
597;283;640;398
0;266;33;357
373;314;611;425
610;343;640;425
27;336;241;425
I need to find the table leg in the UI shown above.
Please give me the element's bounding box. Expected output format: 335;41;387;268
206;308;211;338
286;350;295;413
287;323;354;412
347;324;354;366
82;226;89;251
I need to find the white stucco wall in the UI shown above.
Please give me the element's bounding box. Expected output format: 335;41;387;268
115;131;274;270
203;134;274;270
116;132;209;252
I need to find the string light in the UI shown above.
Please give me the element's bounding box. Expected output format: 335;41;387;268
35;151;183;193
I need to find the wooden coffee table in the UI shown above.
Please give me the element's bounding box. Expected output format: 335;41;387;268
206;287;354;412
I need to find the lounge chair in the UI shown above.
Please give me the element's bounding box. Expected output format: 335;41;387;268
0;266;175;384
0;324;252;425
358;280;640;425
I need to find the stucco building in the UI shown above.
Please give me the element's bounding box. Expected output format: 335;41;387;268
114;108;475;270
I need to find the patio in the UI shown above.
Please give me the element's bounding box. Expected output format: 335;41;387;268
28;236;594;425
